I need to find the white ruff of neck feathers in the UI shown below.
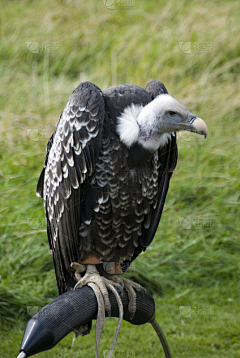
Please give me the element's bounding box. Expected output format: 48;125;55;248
117;95;175;151
116;104;142;148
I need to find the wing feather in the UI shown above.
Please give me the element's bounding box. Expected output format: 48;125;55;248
37;82;105;294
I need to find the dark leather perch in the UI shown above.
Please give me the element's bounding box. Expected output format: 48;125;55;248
17;286;172;358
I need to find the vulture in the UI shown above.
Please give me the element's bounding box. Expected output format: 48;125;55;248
37;80;207;330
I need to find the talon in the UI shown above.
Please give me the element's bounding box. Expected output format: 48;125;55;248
130;311;135;320
74;281;81;290
108;275;145;319
119;280;124;288
114;283;124;295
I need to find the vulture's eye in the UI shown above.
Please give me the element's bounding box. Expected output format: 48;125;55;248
167;111;176;116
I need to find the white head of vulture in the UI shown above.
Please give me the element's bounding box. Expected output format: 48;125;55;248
117;93;207;152
37;80;208;296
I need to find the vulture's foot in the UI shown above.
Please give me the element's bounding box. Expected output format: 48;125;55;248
74;264;113;316
72;264;124;358
108;275;145;319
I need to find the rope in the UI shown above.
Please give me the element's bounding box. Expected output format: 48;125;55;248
150;316;173;358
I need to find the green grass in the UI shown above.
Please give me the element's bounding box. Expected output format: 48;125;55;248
0;0;240;356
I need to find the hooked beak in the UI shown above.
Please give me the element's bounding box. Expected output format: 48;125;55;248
179;115;208;138
190;117;208;138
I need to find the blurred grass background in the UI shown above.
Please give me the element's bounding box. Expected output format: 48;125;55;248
0;0;240;357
